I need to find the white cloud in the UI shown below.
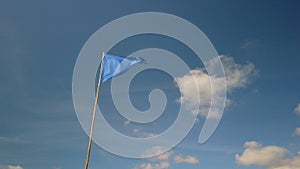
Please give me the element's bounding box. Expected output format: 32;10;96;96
272;153;300;169
152;151;173;161
294;103;300;115
294;128;300;136
175;69;211;111
221;56;256;92
236;141;300;169
133;128;157;138
124;120;131;125
135;146;200;169
243;141;261;149
2;164;60;169
7;165;23;169
133;161;170;169
175;55;256;118
236;141;287;166
174;155;199;164
134;146;172;169
142;146;173;160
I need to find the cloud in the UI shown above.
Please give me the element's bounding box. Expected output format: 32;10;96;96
151;151;173;161
135;146;199;169
175;68;226;119
134;146;172;169
240;39;259;49
2;164;59;169
7;165;23;169
236;141;287;166
133;128;157;138
174;155;199;164
236;141;300;169
133;161;170;169
175;55;256;118
294;128;300;136
124;120;131;125
142;146;173;160
221;56;256;92
294;103;300;115
175;69;211;111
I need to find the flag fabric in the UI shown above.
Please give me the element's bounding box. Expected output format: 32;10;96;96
100;54;144;83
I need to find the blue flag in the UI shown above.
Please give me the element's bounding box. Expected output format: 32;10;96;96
100;54;144;83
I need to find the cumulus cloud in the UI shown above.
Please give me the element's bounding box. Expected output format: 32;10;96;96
294;128;300;136
175;55;256;118
236;141;300;169
174;155;199;164
175;69;213;117
175;69;216;105
294;103;300;115
236;141;287;166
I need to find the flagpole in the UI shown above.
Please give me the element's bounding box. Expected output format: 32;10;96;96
84;52;105;169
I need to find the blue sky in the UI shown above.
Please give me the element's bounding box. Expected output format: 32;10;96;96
0;0;300;169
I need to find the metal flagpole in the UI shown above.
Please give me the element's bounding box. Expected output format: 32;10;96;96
84;52;105;169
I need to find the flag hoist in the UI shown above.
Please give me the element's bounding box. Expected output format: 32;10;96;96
84;52;144;169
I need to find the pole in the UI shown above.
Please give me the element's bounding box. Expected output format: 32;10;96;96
84;52;105;169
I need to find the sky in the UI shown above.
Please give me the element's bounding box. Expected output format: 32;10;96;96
0;0;300;169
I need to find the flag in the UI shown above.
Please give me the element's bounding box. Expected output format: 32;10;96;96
100;54;145;83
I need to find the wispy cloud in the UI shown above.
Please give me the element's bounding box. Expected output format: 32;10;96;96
1;164;61;169
124;120;131;125
133;128;157;138
0;165;24;169
141;146;173;159
294;128;300;136
236;141;300;169
133;161;170;169
148;148;173;161
240;39;260;49
221;56;257;92
294;103;300;115
7;166;23;169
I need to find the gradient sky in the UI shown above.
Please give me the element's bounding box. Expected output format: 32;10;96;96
0;1;300;169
